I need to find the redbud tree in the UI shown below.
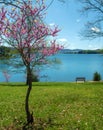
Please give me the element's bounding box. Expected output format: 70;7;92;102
0;0;63;125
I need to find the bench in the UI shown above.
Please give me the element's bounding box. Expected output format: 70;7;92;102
76;77;85;83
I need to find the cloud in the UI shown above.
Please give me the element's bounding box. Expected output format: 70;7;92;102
76;19;81;23
58;38;68;42
88;44;92;49
91;27;100;33
49;23;55;26
88;44;98;50
57;38;69;48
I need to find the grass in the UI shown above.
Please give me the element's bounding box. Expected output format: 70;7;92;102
0;82;103;130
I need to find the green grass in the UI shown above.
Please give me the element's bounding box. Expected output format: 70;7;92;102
0;82;103;130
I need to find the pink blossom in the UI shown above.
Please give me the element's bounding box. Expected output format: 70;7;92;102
2;71;10;82
52;26;61;37
42;49;48;56
21;29;27;34
0;2;63;65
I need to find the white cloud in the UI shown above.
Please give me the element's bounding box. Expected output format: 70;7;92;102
88;44;99;50
91;27;100;33
57;38;69;48
49;23;55;26
58;38;68;42
76;19;81;23
88;44;93;49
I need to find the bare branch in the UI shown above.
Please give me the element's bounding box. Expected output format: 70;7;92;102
78;0;103;40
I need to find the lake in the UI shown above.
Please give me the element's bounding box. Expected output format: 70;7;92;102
0;54;103;82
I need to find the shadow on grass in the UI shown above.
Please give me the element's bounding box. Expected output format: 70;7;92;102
0;82;26;87
0;82;59;87
3;117;61;130
0;82;66;87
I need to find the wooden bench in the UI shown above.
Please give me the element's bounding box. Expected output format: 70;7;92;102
76;77;85;83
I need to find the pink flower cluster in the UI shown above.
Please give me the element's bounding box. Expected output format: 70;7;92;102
0;1;63;65
0;8;7;33
2;71;10;82
42;40;63;56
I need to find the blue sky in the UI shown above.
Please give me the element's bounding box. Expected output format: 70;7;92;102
45;0;103;50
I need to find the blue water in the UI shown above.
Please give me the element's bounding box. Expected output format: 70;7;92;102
0;54;103;82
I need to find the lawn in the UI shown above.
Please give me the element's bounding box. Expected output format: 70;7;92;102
0;82;103;130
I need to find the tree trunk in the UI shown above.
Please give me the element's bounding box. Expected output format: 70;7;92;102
26;72;39;85
25;67;34;125
26;72;29;85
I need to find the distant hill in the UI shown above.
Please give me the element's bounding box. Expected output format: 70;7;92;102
0;46;103;55
60;49;103;54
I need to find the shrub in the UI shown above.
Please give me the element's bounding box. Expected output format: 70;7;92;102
93;72;101;81
32;73;39;82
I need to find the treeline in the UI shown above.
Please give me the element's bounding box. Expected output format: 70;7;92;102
78;49;103;54
60;49;103;54
0;46;12;58
1;46;103;57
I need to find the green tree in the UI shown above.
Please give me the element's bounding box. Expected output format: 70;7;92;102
93;72;101;81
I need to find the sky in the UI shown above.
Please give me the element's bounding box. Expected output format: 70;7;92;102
45;0;103;50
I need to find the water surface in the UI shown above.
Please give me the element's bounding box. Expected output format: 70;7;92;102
0;54;103;82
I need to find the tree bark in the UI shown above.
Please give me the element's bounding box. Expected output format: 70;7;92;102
26;72;29;85
25;66;34;125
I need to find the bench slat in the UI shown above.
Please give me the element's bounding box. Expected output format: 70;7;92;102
76;77;85;82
